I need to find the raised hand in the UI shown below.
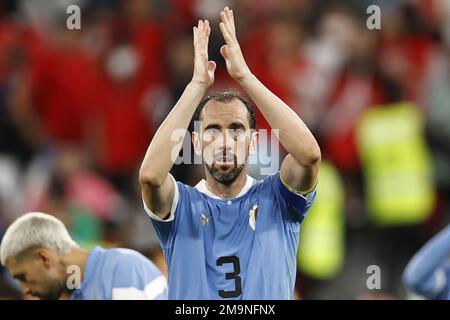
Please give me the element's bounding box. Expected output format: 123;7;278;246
192;20;216;88
219;7;251;82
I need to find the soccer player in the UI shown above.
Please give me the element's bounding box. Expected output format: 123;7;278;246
0;212;168;300
139;7;321;299
402;224;450;300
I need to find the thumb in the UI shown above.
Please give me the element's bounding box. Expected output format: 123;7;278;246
208;61;216;73
220;45;228;60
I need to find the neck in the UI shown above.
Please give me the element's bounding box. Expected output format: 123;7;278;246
61;247;90;294
205;168;248;199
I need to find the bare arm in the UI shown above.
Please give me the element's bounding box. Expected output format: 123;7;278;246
139;20;216;219
219;7;320;192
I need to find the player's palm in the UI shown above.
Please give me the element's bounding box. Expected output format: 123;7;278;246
192;20;216;88
219;7;251;82
220;44;249;82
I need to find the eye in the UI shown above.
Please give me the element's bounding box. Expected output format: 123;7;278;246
204;128;221;140
230;128;245;139
235;128;244;135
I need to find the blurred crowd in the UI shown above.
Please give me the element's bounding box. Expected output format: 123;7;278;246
0;0;450;299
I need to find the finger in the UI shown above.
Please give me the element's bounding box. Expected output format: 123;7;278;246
220;10;233;35
194;21;202;48
194;25;205;61
208;61;216;73
199;20;204;37
193;26;198;49
198;20;204;44
206;24;211;38
219;21;233;44
204;22;210;54
229;9;236;32
202;20;209;42
220;45;228;60
225;7;232;24
205;22;211;49
197;19;202;36
204;20;210;44
198;20;206;53
224;7;235;33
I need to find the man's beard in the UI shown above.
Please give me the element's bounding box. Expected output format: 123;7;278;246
35;261;68;300
34;280;65;300
206;156;246;185
206;162;245;185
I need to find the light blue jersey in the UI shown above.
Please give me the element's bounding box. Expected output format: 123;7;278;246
403;224;450;300
70;246;168;300
144;172;316;300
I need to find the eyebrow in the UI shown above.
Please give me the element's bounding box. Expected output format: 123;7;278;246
228;122;246;130
203;123;222;131
203;122;246;131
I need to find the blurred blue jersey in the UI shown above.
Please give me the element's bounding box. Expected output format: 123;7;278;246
145;172;316;299
403;224;450;300
70;246;168;300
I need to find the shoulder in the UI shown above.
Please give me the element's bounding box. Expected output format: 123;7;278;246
103;247;158;273
102;248;167;300
175;180;205;199
249;172;278;191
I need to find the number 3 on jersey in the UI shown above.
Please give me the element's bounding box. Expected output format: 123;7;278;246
216;256;242;298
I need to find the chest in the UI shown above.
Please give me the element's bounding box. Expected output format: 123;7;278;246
180;194;284;250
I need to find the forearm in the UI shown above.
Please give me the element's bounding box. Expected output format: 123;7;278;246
139;82;207;186
403;224;450;289
238;73;321;166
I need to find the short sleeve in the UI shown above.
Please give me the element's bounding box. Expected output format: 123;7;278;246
410;264;449;299
142;173;179;222
142;174;180;248
263;172;317;223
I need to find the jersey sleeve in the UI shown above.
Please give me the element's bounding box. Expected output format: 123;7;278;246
404;264;449;300
402;224;450;299
142;173;179;222
144;176;194;249
262;172;317;223
110;252;168;300
142;173;179;248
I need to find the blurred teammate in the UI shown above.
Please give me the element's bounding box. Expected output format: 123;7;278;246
402;224;450;300
139;7;320;299
0;212;167;300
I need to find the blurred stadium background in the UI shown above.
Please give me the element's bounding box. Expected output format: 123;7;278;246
0;0;449;299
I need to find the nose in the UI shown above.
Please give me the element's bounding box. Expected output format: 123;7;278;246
222;130;236;149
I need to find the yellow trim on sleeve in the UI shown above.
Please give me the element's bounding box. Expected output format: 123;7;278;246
280;174;318;196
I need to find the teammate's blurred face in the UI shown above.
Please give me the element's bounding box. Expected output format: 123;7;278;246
5;248;67;300
193;99;258;185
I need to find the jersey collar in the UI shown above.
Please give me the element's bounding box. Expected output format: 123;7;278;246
195;175;254;199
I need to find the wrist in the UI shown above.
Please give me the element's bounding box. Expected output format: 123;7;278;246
189;79;211;92
236;68;254;84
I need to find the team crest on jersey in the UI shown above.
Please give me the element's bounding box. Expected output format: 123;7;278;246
248;205;258;231
200;213;209;226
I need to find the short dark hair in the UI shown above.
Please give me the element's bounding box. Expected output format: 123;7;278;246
193;91;256;130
